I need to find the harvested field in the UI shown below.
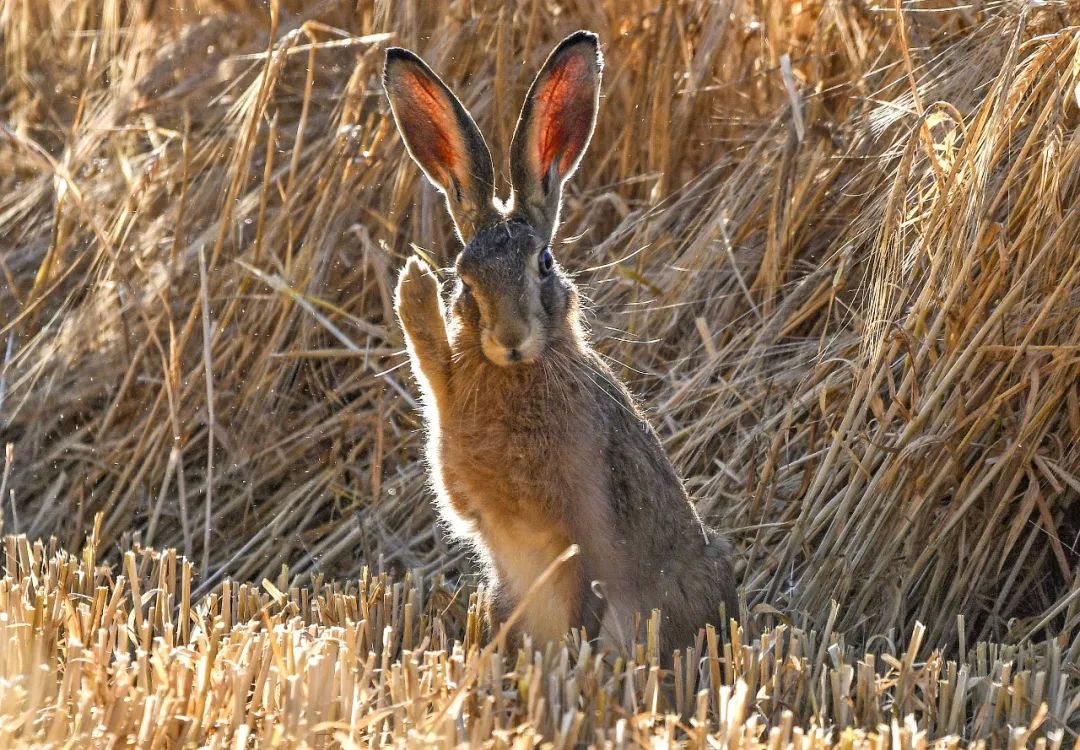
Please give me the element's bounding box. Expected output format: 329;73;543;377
1;0;1079;746
0;530;1075;747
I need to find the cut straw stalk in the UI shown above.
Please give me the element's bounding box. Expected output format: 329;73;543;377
0;532;1076;747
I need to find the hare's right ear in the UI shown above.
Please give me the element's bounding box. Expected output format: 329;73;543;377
509;31;602;244
383;48;500;244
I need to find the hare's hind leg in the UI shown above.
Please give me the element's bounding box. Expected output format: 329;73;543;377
395;257;452;404
486;577;527;652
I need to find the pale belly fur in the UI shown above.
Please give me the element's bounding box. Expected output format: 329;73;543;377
429;416;593;645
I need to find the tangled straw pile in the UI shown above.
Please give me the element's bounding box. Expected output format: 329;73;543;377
2;0;1080;744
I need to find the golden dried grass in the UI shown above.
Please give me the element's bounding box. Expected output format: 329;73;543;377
1;0;1079;745
0;526;1076;746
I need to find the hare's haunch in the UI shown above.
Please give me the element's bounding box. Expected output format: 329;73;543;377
383;31;737;653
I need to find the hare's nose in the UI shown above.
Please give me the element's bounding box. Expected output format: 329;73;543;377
481;326;538;366
497;330;525;350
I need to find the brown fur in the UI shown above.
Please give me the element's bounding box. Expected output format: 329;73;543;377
386;31;737;656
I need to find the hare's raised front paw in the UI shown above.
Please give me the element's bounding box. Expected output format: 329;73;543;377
395;256;443;336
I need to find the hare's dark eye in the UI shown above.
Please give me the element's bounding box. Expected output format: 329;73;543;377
460;280;471;294
538;248;554;278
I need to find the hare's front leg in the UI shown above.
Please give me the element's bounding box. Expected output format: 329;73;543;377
395;257;452;407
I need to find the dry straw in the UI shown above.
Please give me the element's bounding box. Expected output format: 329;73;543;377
0;525;1076;746
1;0;1079;745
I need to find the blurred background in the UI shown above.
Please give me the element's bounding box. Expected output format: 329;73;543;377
1;0;1078;654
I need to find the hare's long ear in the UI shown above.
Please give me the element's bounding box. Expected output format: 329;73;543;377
509;31;602;244
383;48;500;244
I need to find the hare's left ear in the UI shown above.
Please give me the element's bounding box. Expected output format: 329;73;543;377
509;31;602;244
383;47;500;244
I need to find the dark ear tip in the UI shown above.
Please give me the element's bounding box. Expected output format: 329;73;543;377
553;30;603;68
385;46;413;61
383;47;431;92
557;30;599;51
384;46;424;72
564;30;599;46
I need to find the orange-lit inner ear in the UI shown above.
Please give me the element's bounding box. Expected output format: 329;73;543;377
532;53;593;181
396;67;463;188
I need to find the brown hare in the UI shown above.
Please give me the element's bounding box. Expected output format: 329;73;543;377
383;31;737;655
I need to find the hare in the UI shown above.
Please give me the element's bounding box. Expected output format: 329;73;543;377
383;31;737;655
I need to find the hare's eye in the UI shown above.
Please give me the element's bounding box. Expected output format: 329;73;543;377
460;280;471;294
538;248;554;278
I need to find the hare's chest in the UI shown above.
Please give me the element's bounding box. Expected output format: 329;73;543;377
436;390;588;517
442;409;563;495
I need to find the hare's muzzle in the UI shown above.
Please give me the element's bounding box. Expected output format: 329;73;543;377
481;325;542;366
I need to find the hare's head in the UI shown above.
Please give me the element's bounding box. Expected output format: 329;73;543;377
383;31;602;366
